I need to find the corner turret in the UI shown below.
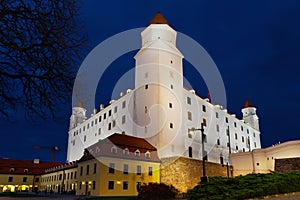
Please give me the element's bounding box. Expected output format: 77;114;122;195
241;100;259;131
69;101;87;130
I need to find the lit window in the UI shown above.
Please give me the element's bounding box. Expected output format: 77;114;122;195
188;111;192;121
122;115;126;124
109;163;115;174
187;97;191;105
137;165;141;175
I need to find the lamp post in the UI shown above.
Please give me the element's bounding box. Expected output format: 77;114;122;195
188;122;208;182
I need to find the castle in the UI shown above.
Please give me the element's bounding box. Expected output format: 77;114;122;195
67;13;261;167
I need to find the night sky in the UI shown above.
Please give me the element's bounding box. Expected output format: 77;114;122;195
1;0;300;162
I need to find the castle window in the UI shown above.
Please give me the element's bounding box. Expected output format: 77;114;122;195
226;117;228;123
86;164;89;175
84;135;86;142
79;128;81;133
112;120;116;127
236;146;238;150
114;106;117;113
234;122;237;127
243;148;245;152
87;123;89;129
169;123;173;129
145;151;150;159
137;165;141;175
24;169;28;173
122;115;126;124
188;111;192;121
169;103;173;108
108;181;114;190
247;129;249;134
108;123;111;130
9;168;14;172
92;181;96;190
188;129;193;138
111;146;117;154
109;110;112;117
122;101;126;108
99;116;102;122
135;150;140;157
217;139;220;145
256;163;259;166
242;136;245;143
170;60;173;64
98;128;101;135
202;118;207;127
8;176;13;182
109;163;115;174
188;146;192;158
187;97;191;105
104;113;107;119
91;121;94;126
145;84;148;89
216;124;219;132
235;133;238;140
170;84;173;89
202;105;206;112
253;132;256;137
216;112;219;118
145;106;148;113
123;148;129;156
241;126;244;131
254;142;257;147
220;156;224;165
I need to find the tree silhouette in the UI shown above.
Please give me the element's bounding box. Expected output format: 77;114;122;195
0;0;86;120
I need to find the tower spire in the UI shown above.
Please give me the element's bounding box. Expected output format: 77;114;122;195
149;12;169;25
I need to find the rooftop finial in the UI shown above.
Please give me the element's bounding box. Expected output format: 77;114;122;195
244;100;254;108
149;12;169;25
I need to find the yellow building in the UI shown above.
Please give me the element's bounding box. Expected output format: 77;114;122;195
0;158;60;192
76;133;161;197
39;161;77;194
230;140;300;176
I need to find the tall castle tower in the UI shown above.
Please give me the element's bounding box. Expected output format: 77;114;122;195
133;13;185;158
69;102;87;130
242;100;260;131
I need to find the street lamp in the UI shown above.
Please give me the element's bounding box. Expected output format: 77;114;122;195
188;122;208;182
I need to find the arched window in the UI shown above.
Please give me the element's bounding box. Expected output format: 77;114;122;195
111;146;117;154
123;148;129;156
145;151;150;159
135;150;140;157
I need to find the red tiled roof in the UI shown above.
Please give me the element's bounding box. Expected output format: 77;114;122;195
244;100;254;108
78;133;160;163
149;12;169;25
0;158;62;175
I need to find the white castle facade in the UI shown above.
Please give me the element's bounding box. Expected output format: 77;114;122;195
67;13;261;164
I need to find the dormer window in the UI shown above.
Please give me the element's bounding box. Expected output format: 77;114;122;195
111;146;117;154
95;147;100;153
135;150;140;157
145;151;150;159
24;169;29;173
9;168;15;172
123;148;129;156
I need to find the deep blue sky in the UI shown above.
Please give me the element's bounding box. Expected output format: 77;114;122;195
1;0;300;162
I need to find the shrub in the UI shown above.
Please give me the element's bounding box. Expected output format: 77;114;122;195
138;183;179;200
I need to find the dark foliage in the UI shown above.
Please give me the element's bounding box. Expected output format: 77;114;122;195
138;183;179;200
187;171;300;200
0;0;86;120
